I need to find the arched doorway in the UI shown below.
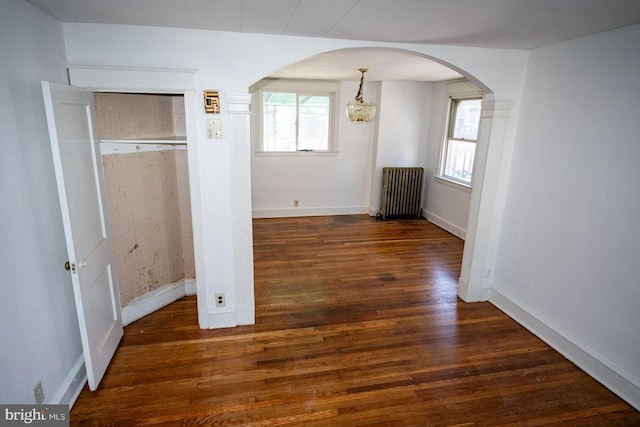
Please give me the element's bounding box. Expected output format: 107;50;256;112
247;47;511;304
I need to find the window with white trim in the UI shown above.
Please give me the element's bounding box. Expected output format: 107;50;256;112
253;80;339;153
440;98;482;186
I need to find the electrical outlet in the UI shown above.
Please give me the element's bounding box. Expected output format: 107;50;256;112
215;293;225;307
34;381;44;405
293;200;299;207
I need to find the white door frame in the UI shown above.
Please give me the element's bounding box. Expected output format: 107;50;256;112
67;65;209;327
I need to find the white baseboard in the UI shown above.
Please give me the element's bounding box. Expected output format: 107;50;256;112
235;302;255;326
184;278;197;296
424;211;466;240
252;206;368;218
122;279;195;326
52;354;86;409
489;288;640;411
207;308;238;329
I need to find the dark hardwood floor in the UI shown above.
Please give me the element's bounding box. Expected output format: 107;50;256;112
70;215;640;426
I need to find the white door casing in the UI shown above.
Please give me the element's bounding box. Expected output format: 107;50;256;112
42;81;123;391
65;65;211;328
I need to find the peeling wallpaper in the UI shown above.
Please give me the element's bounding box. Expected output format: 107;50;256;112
95;91;193;307
103;150;194;306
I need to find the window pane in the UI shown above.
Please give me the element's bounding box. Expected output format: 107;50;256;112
262;92;332;152
263;92;296;151
443;139;475;184
298;95;330;150
451;99;481;140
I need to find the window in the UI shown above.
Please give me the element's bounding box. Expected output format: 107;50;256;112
251;79;339;153
253;79;341;154
440;98;482;186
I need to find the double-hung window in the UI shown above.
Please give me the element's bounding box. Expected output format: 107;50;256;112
254;80;339;153
440;98;482;186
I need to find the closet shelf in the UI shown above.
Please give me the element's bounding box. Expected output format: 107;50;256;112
100;137;187;144
100;140;187;155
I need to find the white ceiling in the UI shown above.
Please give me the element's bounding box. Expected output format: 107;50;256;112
269;48;463;82
25;0;640;82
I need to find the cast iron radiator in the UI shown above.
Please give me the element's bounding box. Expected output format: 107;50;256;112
379;167;424;220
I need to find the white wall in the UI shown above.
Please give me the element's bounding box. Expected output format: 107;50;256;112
424;80;483;239
492;24;640;407
0;0;84;405
369;81;433;214
374;81;432;168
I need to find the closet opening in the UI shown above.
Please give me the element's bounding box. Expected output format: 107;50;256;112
94;92;195;324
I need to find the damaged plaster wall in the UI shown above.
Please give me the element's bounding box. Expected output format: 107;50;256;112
102;150;194;306
95;92;194;307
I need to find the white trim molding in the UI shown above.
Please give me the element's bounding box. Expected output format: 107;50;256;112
67;65;197;92
226;93;252;113
489;289;640;411
121;279;196;326
64;65;207;330
458;97;513;302
424;211;466;240
207;309;239;329
253;206;369;218
51;355;87;408
227;92;256;326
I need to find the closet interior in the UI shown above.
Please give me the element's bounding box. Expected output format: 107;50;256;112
94;92;195;309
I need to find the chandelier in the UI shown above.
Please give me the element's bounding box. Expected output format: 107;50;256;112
346;68;376;123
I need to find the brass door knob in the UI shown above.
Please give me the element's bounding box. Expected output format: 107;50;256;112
64;261;71;271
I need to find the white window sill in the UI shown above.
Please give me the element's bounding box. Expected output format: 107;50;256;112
254;151;339;157
434;176;472;192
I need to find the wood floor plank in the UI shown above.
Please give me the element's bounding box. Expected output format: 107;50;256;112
70;215;639;426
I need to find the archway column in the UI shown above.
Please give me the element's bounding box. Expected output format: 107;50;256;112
458;98;513;302
226;93;255;324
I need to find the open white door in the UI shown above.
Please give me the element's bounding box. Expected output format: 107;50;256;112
42;81;123;391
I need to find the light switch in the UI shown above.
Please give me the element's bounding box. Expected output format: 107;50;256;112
206;118;222;139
